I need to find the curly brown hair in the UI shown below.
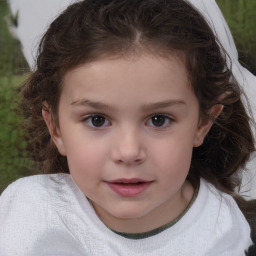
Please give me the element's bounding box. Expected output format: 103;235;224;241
21;0;255;198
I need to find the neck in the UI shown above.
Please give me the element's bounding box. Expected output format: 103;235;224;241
93;181;195;234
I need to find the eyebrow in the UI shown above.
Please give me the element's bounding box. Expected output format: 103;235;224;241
70;99;186;111
71;99;113;110
141;99;186;111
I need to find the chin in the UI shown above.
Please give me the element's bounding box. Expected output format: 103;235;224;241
111;207;148;220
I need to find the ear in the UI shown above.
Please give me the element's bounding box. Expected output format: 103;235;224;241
42;102;67;156
193;104;223;147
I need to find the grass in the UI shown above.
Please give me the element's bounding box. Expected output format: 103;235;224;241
0;0;28;76
217;0;256;75
0;75;33;193
0;0;32;193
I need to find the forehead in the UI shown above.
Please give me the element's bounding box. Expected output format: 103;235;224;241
60;53;194;108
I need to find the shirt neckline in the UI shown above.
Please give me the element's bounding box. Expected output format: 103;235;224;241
110;183;200;240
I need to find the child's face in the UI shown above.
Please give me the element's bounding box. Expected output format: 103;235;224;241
46;53;214;232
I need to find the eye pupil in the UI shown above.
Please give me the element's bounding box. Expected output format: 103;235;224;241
152;115;165;127
92;116;105;127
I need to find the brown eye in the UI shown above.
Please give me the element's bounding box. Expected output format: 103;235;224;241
152;115;166;127
147;115;172;127
85;115;110;128
92;116;106;127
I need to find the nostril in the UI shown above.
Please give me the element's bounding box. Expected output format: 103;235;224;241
111;136;146;165
135;158;144;163
112;153;146;165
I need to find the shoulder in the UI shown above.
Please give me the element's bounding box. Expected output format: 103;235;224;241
0;173;72;205
196;179;252;254
0;173;78;255
0;175;47;210
0;173;76;219
199;179;247;223
200;178;237;205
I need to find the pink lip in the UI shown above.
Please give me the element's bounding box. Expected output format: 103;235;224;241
105;179;153;197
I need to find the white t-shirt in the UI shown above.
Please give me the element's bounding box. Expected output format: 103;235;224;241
0;174;252;255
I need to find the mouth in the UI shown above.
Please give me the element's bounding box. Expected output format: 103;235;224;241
105;179;153;197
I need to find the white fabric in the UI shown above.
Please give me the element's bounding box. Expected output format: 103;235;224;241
0;174;252;255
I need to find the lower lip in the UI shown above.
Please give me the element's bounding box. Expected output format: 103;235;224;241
107;182;152;197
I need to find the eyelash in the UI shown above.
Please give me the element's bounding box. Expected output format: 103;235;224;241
82;114;111;128
81;113;174;129
146;114;174;128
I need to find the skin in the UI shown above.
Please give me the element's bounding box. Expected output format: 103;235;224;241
43;53;222;233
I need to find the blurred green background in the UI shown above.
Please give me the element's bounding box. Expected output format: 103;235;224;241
217;0;256;75
0;0;256;193
0;0;33;193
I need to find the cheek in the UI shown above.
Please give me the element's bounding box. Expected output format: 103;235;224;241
66;148;103;194
154;144;193;197
65;138;108;178
152;134;194;175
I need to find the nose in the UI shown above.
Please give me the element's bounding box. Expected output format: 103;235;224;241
111;127;147;166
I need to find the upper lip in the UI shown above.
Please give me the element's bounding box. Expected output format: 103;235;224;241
106;178;152;184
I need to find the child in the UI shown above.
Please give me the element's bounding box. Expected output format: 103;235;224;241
0;0;255;255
